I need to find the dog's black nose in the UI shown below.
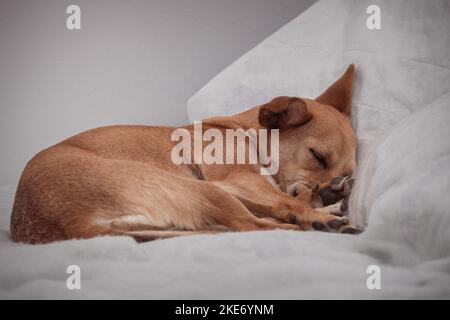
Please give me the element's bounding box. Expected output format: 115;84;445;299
318;188;343;206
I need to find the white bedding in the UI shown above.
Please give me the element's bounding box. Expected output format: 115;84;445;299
1;0;450;299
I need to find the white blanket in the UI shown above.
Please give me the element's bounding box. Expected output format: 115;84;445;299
1;0;450;299
1;106;450;298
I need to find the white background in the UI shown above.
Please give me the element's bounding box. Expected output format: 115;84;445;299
0;0;315;186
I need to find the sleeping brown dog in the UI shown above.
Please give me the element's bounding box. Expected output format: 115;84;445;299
10;64;361;244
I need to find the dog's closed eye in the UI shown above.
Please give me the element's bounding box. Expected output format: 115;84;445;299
309;148;328;169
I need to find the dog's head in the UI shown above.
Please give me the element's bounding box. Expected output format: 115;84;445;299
258;64;357;196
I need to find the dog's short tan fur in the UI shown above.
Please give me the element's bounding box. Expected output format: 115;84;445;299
10;65;358;244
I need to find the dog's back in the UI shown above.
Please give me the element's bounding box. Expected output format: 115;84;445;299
10;125;192;243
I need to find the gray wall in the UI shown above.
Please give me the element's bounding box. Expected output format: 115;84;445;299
0;0;316;186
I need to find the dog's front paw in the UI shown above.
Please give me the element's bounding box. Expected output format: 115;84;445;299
339;224;364;234
318;176;354;215
310;214;363;234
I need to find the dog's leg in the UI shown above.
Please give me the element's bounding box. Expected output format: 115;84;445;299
83;176;300;242
211;170;361;233
107;213;298;242
317;176;354;211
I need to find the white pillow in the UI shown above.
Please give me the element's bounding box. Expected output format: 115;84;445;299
351;92;450;265
187;0;450;161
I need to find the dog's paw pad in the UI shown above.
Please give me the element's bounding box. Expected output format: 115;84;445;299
312;221;327;231
318;189;342;206
327;217;349;230
339;224;363;235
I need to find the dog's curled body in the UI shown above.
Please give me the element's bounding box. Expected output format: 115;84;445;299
11;65;360;244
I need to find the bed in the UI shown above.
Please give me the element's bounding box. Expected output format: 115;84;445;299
1;0;449;299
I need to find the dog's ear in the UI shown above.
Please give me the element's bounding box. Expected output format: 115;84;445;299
258;97;312;129
315;64;355;115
